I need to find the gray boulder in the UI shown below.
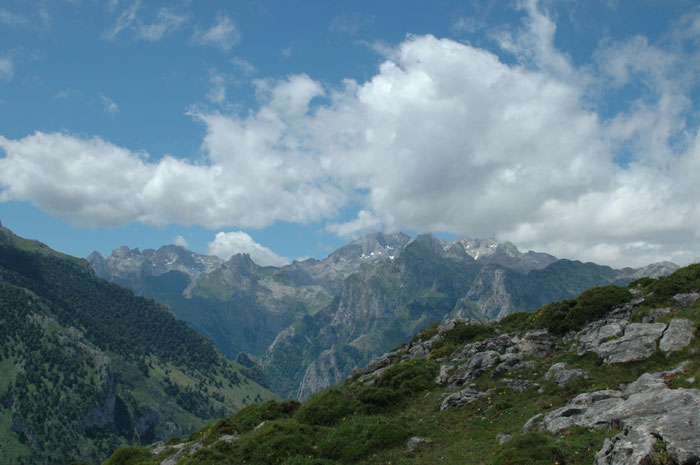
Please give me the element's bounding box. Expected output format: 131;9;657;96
576;321;626;356
641;307;671;323
659;318;695;355
515;329;557;357
406;436;431;452
492;353;536;377
441;384;493;411
446;350;500;389
593;323;667;363
545;362;585;387
673;292;700;308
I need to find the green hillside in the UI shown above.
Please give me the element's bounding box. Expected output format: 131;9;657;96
104;264;700;465
0;226;274;465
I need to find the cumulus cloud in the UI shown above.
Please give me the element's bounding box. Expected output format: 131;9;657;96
192;12;239;51
173;235;189;248
207;231;289;266
2;2;700;268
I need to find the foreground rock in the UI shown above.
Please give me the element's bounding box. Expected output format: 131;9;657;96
534;365;700;465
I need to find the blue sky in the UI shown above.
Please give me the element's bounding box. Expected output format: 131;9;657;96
1;0;699;268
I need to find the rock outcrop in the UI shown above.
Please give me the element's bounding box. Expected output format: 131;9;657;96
535;365;700;465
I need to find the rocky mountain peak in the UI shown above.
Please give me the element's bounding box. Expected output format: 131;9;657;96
223;253;257;274
453;237;557;273
404;233;446;257
87;244;224;284
328;231;411;264
456;237;519;260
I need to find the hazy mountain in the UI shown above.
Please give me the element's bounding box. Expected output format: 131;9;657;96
0;225;273;465
88;231;678;400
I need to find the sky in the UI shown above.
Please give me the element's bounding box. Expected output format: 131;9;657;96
1;0;700;268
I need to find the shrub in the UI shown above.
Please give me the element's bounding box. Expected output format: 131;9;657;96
428;343;457;360
429;321;496;356
102;446;155;465
489;432;567;465
294;388;355;426
532;285;632;335
317;416;409;463
376;359;437;396
354;385;400;412
410;321;439;344
530;300;576;335
566;285;632;329
497;312;532;334
209;400;301;437
234;419;316;465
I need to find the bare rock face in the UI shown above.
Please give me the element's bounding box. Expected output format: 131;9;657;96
534;366;700;465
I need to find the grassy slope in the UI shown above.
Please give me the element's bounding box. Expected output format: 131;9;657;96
103;264;700;465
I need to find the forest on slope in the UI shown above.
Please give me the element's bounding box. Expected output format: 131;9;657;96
0;226;273;465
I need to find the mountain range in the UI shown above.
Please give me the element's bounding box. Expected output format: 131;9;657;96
88;232;677;399
0;224;273;465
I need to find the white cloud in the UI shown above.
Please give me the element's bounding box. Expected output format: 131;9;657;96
326;210;387;239
102;2;186;42
0;9;28;27
0;57;13;81
136;8;187;41
99;94;119;116
2;2;700;268
330;13;374;36
102;1;139;40
231;57;256;75
206;70;226;104
173;235;189;248
452;16;483;34
192;12;239;51
207;231;289;266
0;132;151;227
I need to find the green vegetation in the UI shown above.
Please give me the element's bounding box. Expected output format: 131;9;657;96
429;321;496;359
531;284;632;334
633;263;700;307
0;229;273;464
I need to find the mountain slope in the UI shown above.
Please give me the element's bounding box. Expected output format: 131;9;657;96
87;232;412;360
89;232;678;400
0;226;273;465
104;264;700;465
263;234;678;399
